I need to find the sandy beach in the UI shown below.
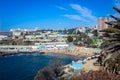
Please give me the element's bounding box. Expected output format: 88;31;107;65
40;47;101;57
82;59;100;72
41;48;101;73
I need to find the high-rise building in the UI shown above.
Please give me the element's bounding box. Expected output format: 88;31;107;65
97;17;109;30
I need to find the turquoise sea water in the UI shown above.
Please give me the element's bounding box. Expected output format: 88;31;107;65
0;53;73;80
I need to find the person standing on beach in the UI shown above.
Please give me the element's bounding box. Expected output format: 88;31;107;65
97;56;102;66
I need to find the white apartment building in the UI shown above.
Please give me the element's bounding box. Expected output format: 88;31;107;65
76;26;86;33
0;35;8;40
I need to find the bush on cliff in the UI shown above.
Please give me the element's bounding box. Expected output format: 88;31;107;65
69;70;120;80
67;36;73;42
34;58;64;80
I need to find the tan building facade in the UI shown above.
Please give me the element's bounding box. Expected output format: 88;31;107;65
97;17;109;30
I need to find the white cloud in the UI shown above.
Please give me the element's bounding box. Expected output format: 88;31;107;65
63;14;88;22
110;13;120;21
63;14;81;20
57;6;68;11
114;13;120;17
115;2;120;8
70;4;97;21
58;22;62;25
62;4;97;26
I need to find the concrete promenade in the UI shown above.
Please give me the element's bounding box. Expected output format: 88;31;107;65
0;45;39;53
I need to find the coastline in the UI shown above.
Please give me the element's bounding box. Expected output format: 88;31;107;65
40;47;101;57
34;53;101;80
0;51;43;57
40;48;101;73
0;46;101;80
0;46;101;58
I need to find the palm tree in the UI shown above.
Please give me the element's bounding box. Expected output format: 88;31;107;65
102;7;120;74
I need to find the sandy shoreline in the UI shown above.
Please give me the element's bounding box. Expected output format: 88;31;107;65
0;46;101;58
82;59;100;72
41;48;101;72
40;47;101;57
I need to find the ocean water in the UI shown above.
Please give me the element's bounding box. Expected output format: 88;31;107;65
0;53;73;80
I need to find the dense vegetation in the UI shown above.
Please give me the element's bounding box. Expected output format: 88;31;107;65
101;7;120;75
67;36;73;42
67;31;101;48
34;59;64;80
69;70;120;80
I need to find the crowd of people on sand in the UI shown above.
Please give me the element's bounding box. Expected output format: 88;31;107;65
40;45;102;73
41;46;101;57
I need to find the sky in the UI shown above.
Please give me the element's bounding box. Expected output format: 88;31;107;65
0;0;120;31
